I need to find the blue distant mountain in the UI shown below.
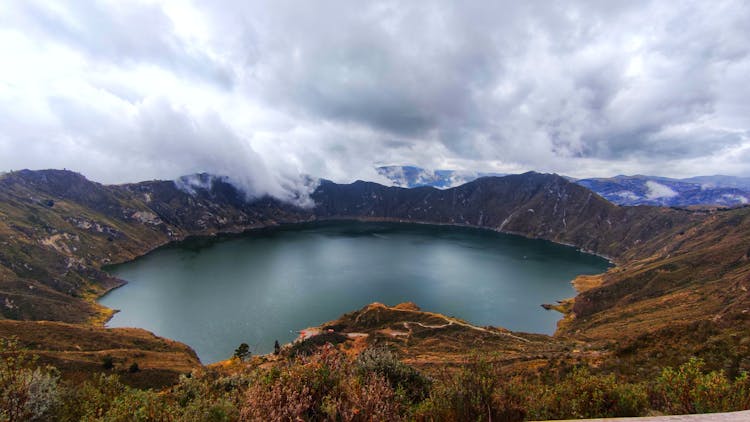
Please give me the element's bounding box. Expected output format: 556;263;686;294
575;175;749;207
377;166;505;189
376;166;750;207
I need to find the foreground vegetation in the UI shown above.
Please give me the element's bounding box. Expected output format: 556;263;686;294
3;337;749;421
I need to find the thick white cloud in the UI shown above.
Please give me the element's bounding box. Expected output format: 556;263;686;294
645;181;678;200
1;0;749;201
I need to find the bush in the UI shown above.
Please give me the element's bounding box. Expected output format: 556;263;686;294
528;366;648;420
287;332;348;358
416;359;510;421
98;387;177;421
729;372;750;410
179;397;237;422
59;373;128;421
0;337;61;422
6;333;750;421
169;370;243;421
102;355;114;370
355;347;431;403
652;357;750;414
240;346;402;421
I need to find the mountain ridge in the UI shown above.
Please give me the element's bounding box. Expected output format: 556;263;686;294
1;168;749;386
377;165;750;207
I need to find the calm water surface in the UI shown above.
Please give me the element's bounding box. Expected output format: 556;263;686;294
101;222;609;363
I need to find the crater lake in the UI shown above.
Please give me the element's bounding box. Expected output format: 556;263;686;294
100;221;610;363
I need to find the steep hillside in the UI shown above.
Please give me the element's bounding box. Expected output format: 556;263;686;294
0;170;311;386
0;170;310;323
313;172;699;260
560;205;750;377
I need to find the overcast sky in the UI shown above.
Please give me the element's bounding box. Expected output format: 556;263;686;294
1;1;748;199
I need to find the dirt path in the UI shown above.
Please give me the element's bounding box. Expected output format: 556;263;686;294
401;317;531;343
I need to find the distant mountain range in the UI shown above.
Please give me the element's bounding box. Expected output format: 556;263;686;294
377;165;750;207
575;175;750;207
376;165;506;189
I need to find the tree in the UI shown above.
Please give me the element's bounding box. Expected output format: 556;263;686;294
274;340;281;355
234;343;250;361
102;356;114;370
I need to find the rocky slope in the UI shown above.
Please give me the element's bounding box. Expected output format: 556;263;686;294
0;169;310;323
562;205;750;378
314;172;699;260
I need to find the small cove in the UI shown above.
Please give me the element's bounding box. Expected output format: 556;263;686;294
100;221;610;363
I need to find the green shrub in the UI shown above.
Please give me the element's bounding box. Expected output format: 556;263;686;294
652;357;750;414
416;359;510;421
287;332;348;358
528;366;648;420
99;388;177;421
179;397;238;422
59;373;128;421
355;347;431;403
169;370;243;421
0;337;61;422
728;372;750;410
101;356;114;370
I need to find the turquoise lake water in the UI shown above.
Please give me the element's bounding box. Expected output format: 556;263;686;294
101;221;609;363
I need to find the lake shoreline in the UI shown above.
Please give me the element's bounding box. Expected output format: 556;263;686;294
99;219;610;363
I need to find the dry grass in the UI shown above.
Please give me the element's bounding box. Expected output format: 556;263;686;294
0;320;200;389
572;274;605;292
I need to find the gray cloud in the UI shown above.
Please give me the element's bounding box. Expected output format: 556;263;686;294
4;1;234;88
1;0;749;203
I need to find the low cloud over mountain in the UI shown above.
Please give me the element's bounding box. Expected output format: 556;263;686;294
2;1;749;202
